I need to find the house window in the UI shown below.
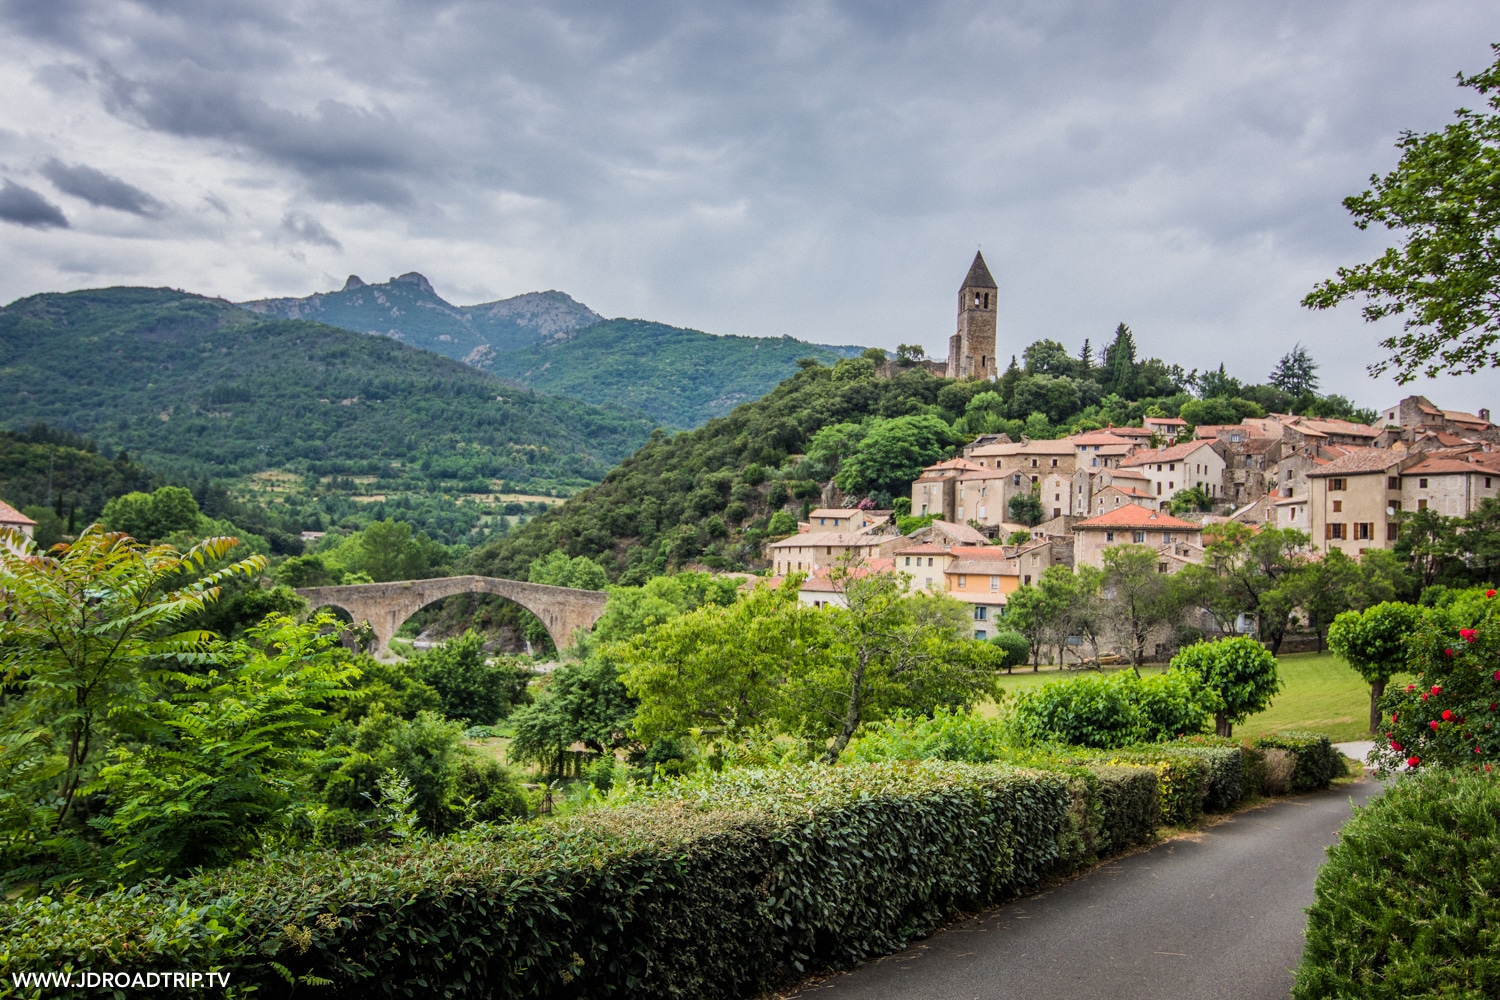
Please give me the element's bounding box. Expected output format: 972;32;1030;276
1133;531;1146;543
974;629;987;640
1327;523;1347;540
1388;477;1400;490
1054;493;1061;501
928;557;934;567
990;576;999;591
1419;478;1429;489
1023;574;1031;585
1158;562;1168;573
1162;533;1173;543
958;575;967;588
1387;523;1400;541
1013;475;1022;486
1419;499;1429;510
1332;500;1342;513
974;606;987;621
1329;478;1346;491
904;556;911;566
1169;464;1176;471
1105;531;1115;542
1031;459;1038;467
1051;459;1058;467
1355;522;1373;540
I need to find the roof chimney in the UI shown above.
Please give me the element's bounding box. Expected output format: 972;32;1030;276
1481;408;1491;423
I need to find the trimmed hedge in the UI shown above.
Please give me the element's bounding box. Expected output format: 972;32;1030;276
0;761;1155;1000
1294;770;1500;999
1254;732;1342;792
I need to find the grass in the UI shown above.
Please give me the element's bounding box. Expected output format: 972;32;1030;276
980;651;1397;745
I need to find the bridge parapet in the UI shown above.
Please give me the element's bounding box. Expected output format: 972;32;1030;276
296;575;609;656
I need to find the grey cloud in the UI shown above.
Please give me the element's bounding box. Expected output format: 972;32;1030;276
41;158;164;215
99;62;419;206
280;210;341;249
0;179;68;228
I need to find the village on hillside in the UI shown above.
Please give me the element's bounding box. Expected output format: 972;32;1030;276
765;393;1496;642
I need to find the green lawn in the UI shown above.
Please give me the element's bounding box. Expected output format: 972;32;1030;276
981;651;1392;744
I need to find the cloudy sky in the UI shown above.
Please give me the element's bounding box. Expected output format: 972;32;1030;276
1;0;1498;412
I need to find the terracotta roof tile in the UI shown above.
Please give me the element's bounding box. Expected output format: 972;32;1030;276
1119;440;1218;466
1074;506;1199;530
0;500;36;526
1305;449;1405;477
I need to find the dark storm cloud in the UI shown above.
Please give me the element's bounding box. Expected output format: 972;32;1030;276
280;210;341;249
0;179;68;228
41;158;164;215
99;62;420;206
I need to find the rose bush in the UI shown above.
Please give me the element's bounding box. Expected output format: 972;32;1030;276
1370;591;1500;775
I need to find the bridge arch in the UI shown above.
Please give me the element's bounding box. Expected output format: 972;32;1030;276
295;575;609;657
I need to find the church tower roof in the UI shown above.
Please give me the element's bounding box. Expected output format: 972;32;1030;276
961;251;997;290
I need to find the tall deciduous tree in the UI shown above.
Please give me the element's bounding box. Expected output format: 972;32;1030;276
1303;45;1500;382
1328;601;1426;734
1169;636;1281;738
1101;544;1185;675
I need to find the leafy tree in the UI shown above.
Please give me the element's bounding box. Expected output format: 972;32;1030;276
275;554;337;588
767;510;797;536
590;572;740;643
1168;486;1213;514
356;519;449;582
1101;545;1186;674
988;631;1031;673
1396;508;1464;587
1303;45;1500;382
89;614;358;882
527;551;608;591
408;630;531;725
1185;523;1310;652
1269;344;1320;396
895;343;926;365
1009;670;1214;748
507;650;638;775
833;414;958;498
1001;582;1052;670
1328;601;1426;734
620;582;822;743
1022;339;1076;376
0;527;264;833
99;486;202;542
1169;635;1282;737
791;570;1001;762
1008;491;1044;526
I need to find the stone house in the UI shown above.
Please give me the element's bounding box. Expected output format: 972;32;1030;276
1071;505;1203;571
1401;455;1500;518
1086;483;1157;518
766;531;907;576
1119;440;1227;504
942;547;1018;638
1380;395;1496;440
911;457;986;520
804;508;890;532
1305;450;1418;555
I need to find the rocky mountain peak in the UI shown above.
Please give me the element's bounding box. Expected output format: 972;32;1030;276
341;274;367;291
393;272;435;296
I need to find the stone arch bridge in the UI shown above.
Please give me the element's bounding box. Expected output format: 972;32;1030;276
296;576;609;657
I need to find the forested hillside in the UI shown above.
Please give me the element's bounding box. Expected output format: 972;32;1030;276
469;328;1374;584
484;318;863;427
0;287;655;493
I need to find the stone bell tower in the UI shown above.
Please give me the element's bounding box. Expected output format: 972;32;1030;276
946;251;998;380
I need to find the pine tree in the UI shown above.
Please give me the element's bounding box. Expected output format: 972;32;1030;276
997;355;1023;405
1269;343;1319;396
1101;323;1141;398
1078;338;1094;375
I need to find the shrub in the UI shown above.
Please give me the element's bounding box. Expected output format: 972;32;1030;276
1372;590;1500;774
1294;769;1500;999
408;630;531;725
0;762;1087;998
988;631;1031;672
1009;670;1214;749
1253;732;1342;792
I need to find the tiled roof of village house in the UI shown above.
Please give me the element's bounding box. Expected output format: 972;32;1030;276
957;467;1012;481
774;559;897;592
967;442;1024;457
0;500;36;526
1105;426;1156;438
948;545;1013;559
1288;417;1382;439
807;508;860;520
1404;457;1498;476
917;457;987;475
1074;506;1199;531
1443;409;1492;428
1016;439;1079;454
1305;448;1405;477
894;543;955;556
1145;417;1188;426
1103;485;1155;498
913;520;990;544
767;532;884;550
1119;439;1218;466
1104;468;1151;480
1072;430;1138;446
946;558;1018;576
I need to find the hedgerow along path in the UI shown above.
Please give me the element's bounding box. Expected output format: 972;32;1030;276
790;776;1384;1000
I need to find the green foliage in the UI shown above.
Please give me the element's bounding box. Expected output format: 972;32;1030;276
407;631;532;725
1371;592;1500;773
0;424;157;524
1251;732;1343;792
1008;491;1044;526
766;510;797;536
1303;44;1500;382
1008;670;1216;749
988;631;1031;671
507;652;638;774
1268;344;1320;396
832;414;960;498
0;761;1099;997
1169;636;1282;737
87;615;359;884
317;519;450;583
99;485;202;541
527;551;608;590
0;287;654;491
895;511;941;534
1294;769;1500;1000
0;526;265;848
1328;601;1427;732
590;572;741;644
1167;485;1213;514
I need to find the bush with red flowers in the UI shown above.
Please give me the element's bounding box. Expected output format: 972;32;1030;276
1371;593;1500;775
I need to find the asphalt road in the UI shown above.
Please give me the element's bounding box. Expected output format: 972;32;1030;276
789;777;1384;1000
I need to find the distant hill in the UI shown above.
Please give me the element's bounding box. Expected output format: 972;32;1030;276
240;274;864;426
0;287;656;492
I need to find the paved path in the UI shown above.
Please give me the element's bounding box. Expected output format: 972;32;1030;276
790;778;1384;1000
